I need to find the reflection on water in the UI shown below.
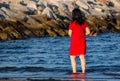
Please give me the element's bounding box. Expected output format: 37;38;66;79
70;73;86;81
0;33;120;80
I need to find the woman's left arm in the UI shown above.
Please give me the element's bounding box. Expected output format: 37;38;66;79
68;29;72;37
85;27;90;36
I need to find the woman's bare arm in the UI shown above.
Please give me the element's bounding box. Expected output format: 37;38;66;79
85;27;90;35
68;29;72;37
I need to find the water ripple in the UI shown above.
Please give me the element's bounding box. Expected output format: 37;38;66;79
0;33;120;79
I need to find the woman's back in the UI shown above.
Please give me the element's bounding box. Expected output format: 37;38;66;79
69;21;88;39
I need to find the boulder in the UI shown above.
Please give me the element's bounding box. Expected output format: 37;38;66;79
96;0;107;5
23;0;37;10
42;7;57;19
0;0;120;40
75;0;89;10
3;26;22;39
1;7;26;21
0;31;10;40
86;15;107;33
43;20;67;36
31;15;48;23
36;4;45;11
110;0;120;11
58;3;72;20
0;9;6;19
9;2;28;13
38;0;59;6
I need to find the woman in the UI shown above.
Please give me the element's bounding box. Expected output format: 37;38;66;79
68;8;90;73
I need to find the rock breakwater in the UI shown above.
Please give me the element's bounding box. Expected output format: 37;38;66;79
0;0;120;40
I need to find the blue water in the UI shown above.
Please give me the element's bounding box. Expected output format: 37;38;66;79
0;33;120;80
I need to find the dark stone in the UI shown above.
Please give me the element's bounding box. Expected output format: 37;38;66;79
0;2;10;9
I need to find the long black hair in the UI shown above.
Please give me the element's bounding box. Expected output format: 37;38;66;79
72;8;85;25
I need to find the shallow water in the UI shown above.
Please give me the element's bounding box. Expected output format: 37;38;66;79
0;33;120;80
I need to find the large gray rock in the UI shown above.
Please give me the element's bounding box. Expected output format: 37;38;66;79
1;7;25;21
23;0;37;10
0;9;6;19
9;2;28;13
42;7;57;19
0;0;120;40
75;0;89;10
38;0;59;6
110;0;120;11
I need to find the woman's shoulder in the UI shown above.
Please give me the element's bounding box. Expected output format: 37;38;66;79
82;21;88;26
70;21;76;25
83;21;87;24
70;21;87;26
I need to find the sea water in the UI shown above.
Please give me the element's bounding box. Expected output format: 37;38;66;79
0;33;120;80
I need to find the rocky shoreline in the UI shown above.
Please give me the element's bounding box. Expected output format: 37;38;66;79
0;0;120;40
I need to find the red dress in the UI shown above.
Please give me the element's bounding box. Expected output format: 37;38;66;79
69;21;88;56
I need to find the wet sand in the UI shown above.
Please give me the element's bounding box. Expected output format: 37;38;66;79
0;78;120;81
0;74;120;81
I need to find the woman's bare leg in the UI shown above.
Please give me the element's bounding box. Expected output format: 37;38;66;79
70;56;76;73
79;55;86;73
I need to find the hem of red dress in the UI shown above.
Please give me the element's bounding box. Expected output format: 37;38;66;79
70;54;86;56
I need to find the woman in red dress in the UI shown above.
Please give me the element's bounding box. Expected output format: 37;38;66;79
68;8;90;73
